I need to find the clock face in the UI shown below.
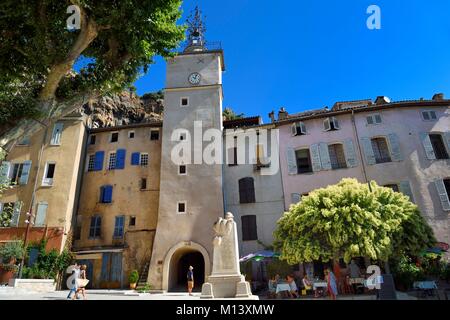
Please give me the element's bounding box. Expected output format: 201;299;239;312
188;72;201;85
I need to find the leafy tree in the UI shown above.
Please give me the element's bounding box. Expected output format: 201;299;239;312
142;90;164;101
274;178;435;265
0;0;185;150
223;107;244;120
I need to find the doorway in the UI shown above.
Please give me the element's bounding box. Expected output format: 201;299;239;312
169;250;205;292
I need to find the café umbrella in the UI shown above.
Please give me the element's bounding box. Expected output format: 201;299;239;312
239;250;280;262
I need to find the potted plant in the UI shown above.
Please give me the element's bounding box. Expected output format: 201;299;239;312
129;270;139;289
0;240;25;284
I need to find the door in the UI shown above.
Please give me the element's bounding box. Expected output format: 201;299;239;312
100;252;123;289
75;259;94;289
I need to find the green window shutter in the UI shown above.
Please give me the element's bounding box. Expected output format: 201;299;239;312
399;181;415;203
388;133;403;161
0;161;11;185
19;160;32;185
434;179;450;211
35;202;48;227
10;202;22;227
343;138;358;167
310;144;322;172
420;133;436;160
360;137;376;165
286;147;297;175
318;142;332;170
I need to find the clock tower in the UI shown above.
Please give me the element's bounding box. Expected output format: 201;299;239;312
148;7;226;291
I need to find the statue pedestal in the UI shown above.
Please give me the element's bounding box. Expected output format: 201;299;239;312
200;274;253;299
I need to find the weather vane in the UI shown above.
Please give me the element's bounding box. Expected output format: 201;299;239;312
184;6;206;52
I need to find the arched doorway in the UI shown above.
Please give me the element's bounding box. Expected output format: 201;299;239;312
164;242;210;292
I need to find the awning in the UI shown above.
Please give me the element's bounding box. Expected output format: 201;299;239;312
239;250;280;262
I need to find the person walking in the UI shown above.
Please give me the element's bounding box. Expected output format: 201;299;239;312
325;268;338;300
187;266;194;296
66;263;80;300
73;264;89;300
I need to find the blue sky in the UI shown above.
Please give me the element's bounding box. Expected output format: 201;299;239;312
134;0;450;122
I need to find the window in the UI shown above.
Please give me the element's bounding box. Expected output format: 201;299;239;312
228;147;238;166
180;97;189;107
129;216;136;227
384;184;399;192
444;179;450;201
239;177;255;204
295;149;312;174
113;216;125;239
241;215;257;241
324;117;340;131
128;131;135;139
87;154;96;172
179;132;187;141
140;178;147;190
150;130;160;141
42;163;56;186
100;185;113;203
108;152;117;170
89;216;102;238
34;202;48;227
422;110;437;121
110;132;119;143
179;165;187;175
10;163;24;185
140;153;149;166
367;114;382;125
429;134;449;159
177;202;186;214
17;136;30;146
371;138;391;163
50;123;63;145
291;122;307;136
89;135;96;145
328;144;347;169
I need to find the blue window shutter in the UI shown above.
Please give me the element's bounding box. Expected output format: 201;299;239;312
28;248;39;267
116;149;126;169
104;185;113;203
94;151;105;171
131;152;140;165
318;142;332;170
19;160;32;185
343;138;358;168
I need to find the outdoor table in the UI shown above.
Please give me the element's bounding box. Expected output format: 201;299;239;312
312;281;328;290
276;283;291;294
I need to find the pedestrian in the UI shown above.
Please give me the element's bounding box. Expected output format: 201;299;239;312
66;263;80;300
187;266;194;296
73;264;89;300
325;268;338;300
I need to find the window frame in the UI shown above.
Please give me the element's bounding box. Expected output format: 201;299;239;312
108;152;117;170
150;130;160;141
178;165;187;176
140;178;147;190
371;137;392;164
421;110;438;122
110;132;119;143
89;215;102;239
129;216;136;227
429;133;449;160
328;143;347;170
10;163;24;185
140;153;149;166
241;215;257;241
87;154;96;172
42;162;56;187
366;113;382;125
177;201;187;214
113;215;125;239
295;148;313;174
180;97;189;107
128;131;135;139
89;135;96;145
238;177;256;204
292;122;307;136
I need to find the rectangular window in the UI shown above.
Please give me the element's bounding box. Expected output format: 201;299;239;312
150;130;160;141
295;149;312;174
128;131;135;139
89;216;102;238
87;154;96;172
292;122;306;136
367;114;382;125
328;144;347;169
241;215;257;241
422;110;437;121
110;132;119;143
34;202;48;227
140;178;147;190
140;153;149;166
113;216;125;239
384;184;400;192
108;152;117;170
324;117;340;131
100;185;113;203
42;163;56;186
429;134;449;159
10;163;24;185
179;165;187;175
371;138;392;163
50;123;63;145
228;147;238;166
89;135;96;145
239;177;256;204
180;97;189;107
177;202;186;214
129;216;136;227
17;136;30;146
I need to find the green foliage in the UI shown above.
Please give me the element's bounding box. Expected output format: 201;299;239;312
274;178;436;265
0;203;14;227
129;270;139;283
391;254;425;289
0;240;25;262
22;241;74;280
137;283;152;293
266;259;294;279
223;107;244;120
0;0;185;127
142;90;164;101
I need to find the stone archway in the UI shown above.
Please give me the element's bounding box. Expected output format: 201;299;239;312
162;241;210;292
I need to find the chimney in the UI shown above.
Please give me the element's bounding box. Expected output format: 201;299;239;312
268;111;275;123
278;107;288;121
432;93;444;101
375;96;391;105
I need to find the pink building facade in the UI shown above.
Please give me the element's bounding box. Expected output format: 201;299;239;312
276;96;450;255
